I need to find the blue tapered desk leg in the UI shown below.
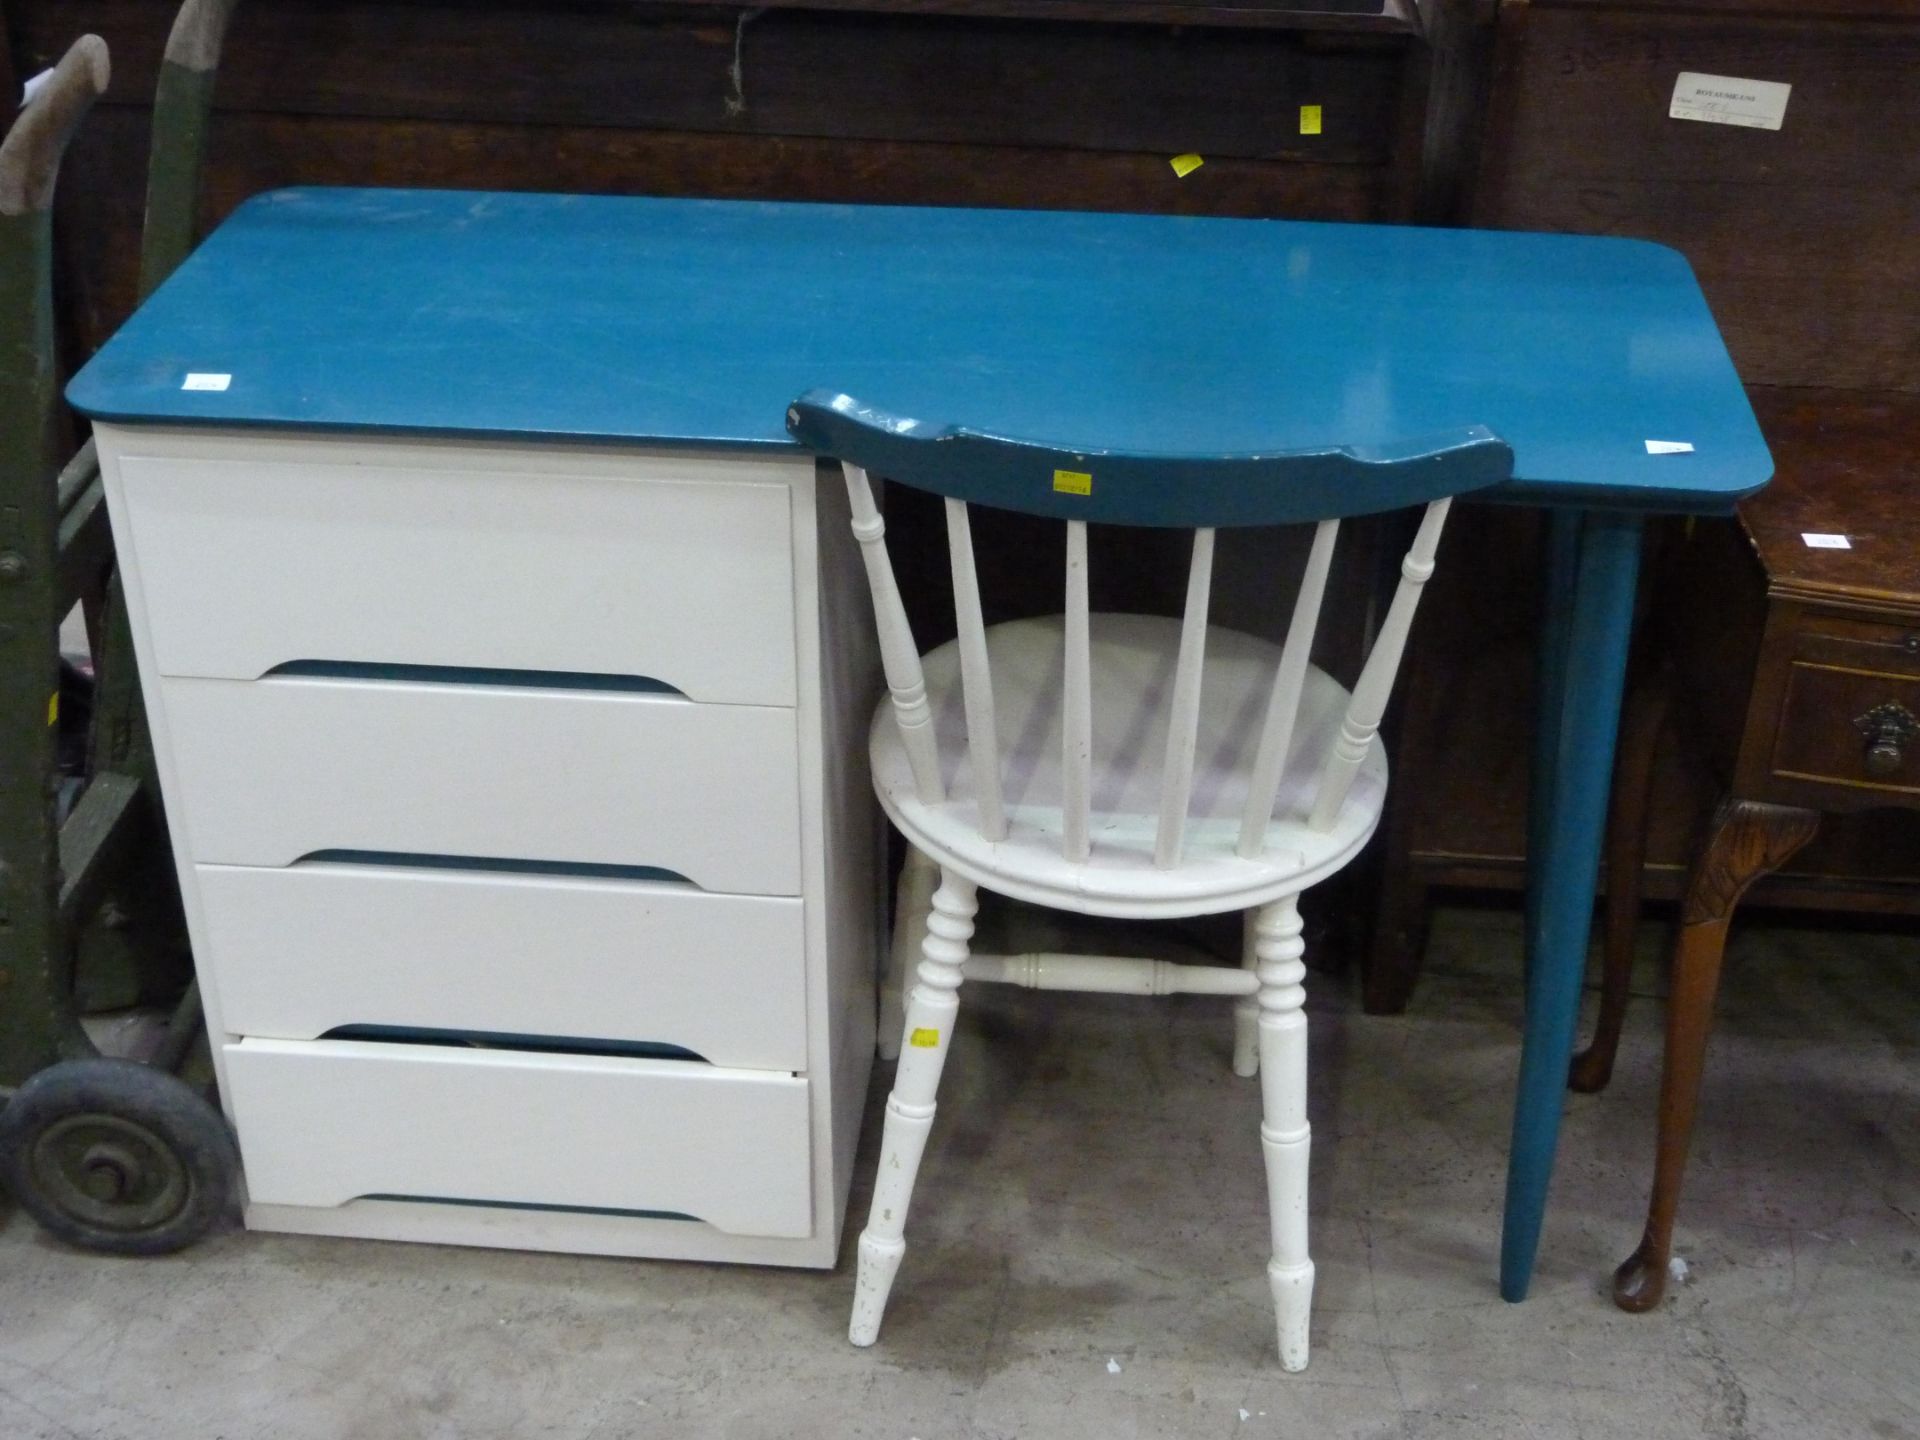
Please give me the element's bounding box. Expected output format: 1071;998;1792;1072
1501;508;1643;1303
1523;510;1582;982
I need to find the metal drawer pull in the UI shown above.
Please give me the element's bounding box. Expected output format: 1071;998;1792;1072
1853;701;1919;775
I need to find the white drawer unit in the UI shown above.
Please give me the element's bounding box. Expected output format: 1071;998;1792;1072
98;426;881;1268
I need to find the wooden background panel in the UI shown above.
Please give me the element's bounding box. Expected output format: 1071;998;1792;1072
14;2;1405;162
13;0;1418;359
1474;6;1920;391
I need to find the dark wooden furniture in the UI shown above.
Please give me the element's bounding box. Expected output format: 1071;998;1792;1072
1568;387;1920;1310
1366;0;1920;1013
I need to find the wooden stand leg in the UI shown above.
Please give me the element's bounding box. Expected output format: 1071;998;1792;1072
877;845;938;1061
850;868;977;1346
1255;896;1313;1371
1570;665;1671;1093
1612;798;1818;1312
1233;909;1260;1078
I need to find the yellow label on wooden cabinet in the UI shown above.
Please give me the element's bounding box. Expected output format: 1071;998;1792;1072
1300;105;1323;136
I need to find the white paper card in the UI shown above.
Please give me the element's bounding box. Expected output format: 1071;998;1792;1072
181;373;232;392
20;68;53;108
1645;439;1695;454
1802;532;1851;550
1670;73;1791;131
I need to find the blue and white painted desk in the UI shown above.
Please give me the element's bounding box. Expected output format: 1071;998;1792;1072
70;188;1771;1290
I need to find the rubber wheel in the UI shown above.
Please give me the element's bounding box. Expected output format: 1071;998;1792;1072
0;1058;237;1255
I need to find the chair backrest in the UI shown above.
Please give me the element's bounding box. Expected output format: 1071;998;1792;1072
787;389;1512;867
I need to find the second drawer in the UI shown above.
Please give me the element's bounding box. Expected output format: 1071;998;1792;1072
160;674;803;895
198;860;808;1070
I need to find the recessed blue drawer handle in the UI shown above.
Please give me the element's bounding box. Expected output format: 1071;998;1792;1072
264;660;683;696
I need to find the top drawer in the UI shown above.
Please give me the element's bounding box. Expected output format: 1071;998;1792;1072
108;439;801;707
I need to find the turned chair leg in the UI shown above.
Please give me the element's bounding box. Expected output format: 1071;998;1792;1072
1612;798;1818;1312
850;867;978;1346
1571;666;1671;1093
878;845;939;1061
1233;909;1260;1078
1255;895;1313;1370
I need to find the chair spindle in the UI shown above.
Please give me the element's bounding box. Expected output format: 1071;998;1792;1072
944;499;1007;840
1062;519;1092;862
1308;499;1451;832
1238;519;1341;856
1154;528;1216;868
843;463;944;805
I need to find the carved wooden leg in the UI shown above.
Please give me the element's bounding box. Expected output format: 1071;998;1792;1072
850;867;977;1346
877;845;938;1061
1233;909;1259;1078
1570;663;1671;1093
1612;798;1818;1312
1255;895;1313;1370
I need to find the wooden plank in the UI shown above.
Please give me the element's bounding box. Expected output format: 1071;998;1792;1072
14;3;1405;163
56;107;1384;356
654;0;1416;28
1532;0;1912;17
1473;6;1920;391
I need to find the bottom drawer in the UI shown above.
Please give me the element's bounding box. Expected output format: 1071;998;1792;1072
223;1038;813;1238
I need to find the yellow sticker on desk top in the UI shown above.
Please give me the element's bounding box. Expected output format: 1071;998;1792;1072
1300;105;1323;136
1053;469;1093;496
1169;153;1204;178
909;1027;941;1048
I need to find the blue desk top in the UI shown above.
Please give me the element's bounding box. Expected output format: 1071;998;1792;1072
69;187;1771;511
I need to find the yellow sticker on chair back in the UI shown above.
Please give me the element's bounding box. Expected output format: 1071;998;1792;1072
909;1027;941;1048
1053;469;1092;496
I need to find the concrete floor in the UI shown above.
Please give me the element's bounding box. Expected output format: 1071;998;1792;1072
2;903;1916;1439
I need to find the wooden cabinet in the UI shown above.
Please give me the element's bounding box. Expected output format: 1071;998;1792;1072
1367;0;1920;1010
98;424;882;1266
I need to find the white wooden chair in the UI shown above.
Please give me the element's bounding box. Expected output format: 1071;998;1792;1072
786;391;1511;1370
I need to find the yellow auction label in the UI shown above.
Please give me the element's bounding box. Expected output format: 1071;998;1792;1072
1300;105;1323;135
1052;470;1093;496
908;1027;941;1048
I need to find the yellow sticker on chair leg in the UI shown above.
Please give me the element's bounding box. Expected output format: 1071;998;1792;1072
1052;469;1092;496
909;1027;941;1048
47;692;58;726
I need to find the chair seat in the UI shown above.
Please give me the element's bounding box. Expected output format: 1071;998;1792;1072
870;613;1386;919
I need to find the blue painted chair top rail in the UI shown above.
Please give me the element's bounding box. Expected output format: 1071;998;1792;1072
69;187;1771;513
784;390;1513;527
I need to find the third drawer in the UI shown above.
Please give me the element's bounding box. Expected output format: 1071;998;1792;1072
197;859;809;1071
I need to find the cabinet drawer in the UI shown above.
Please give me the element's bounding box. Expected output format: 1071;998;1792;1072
223;1038;813;1238
162;675;801;895
115;450;799;706
1793;612;1920;679
1771;662;1920;798
198;861;807;1070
